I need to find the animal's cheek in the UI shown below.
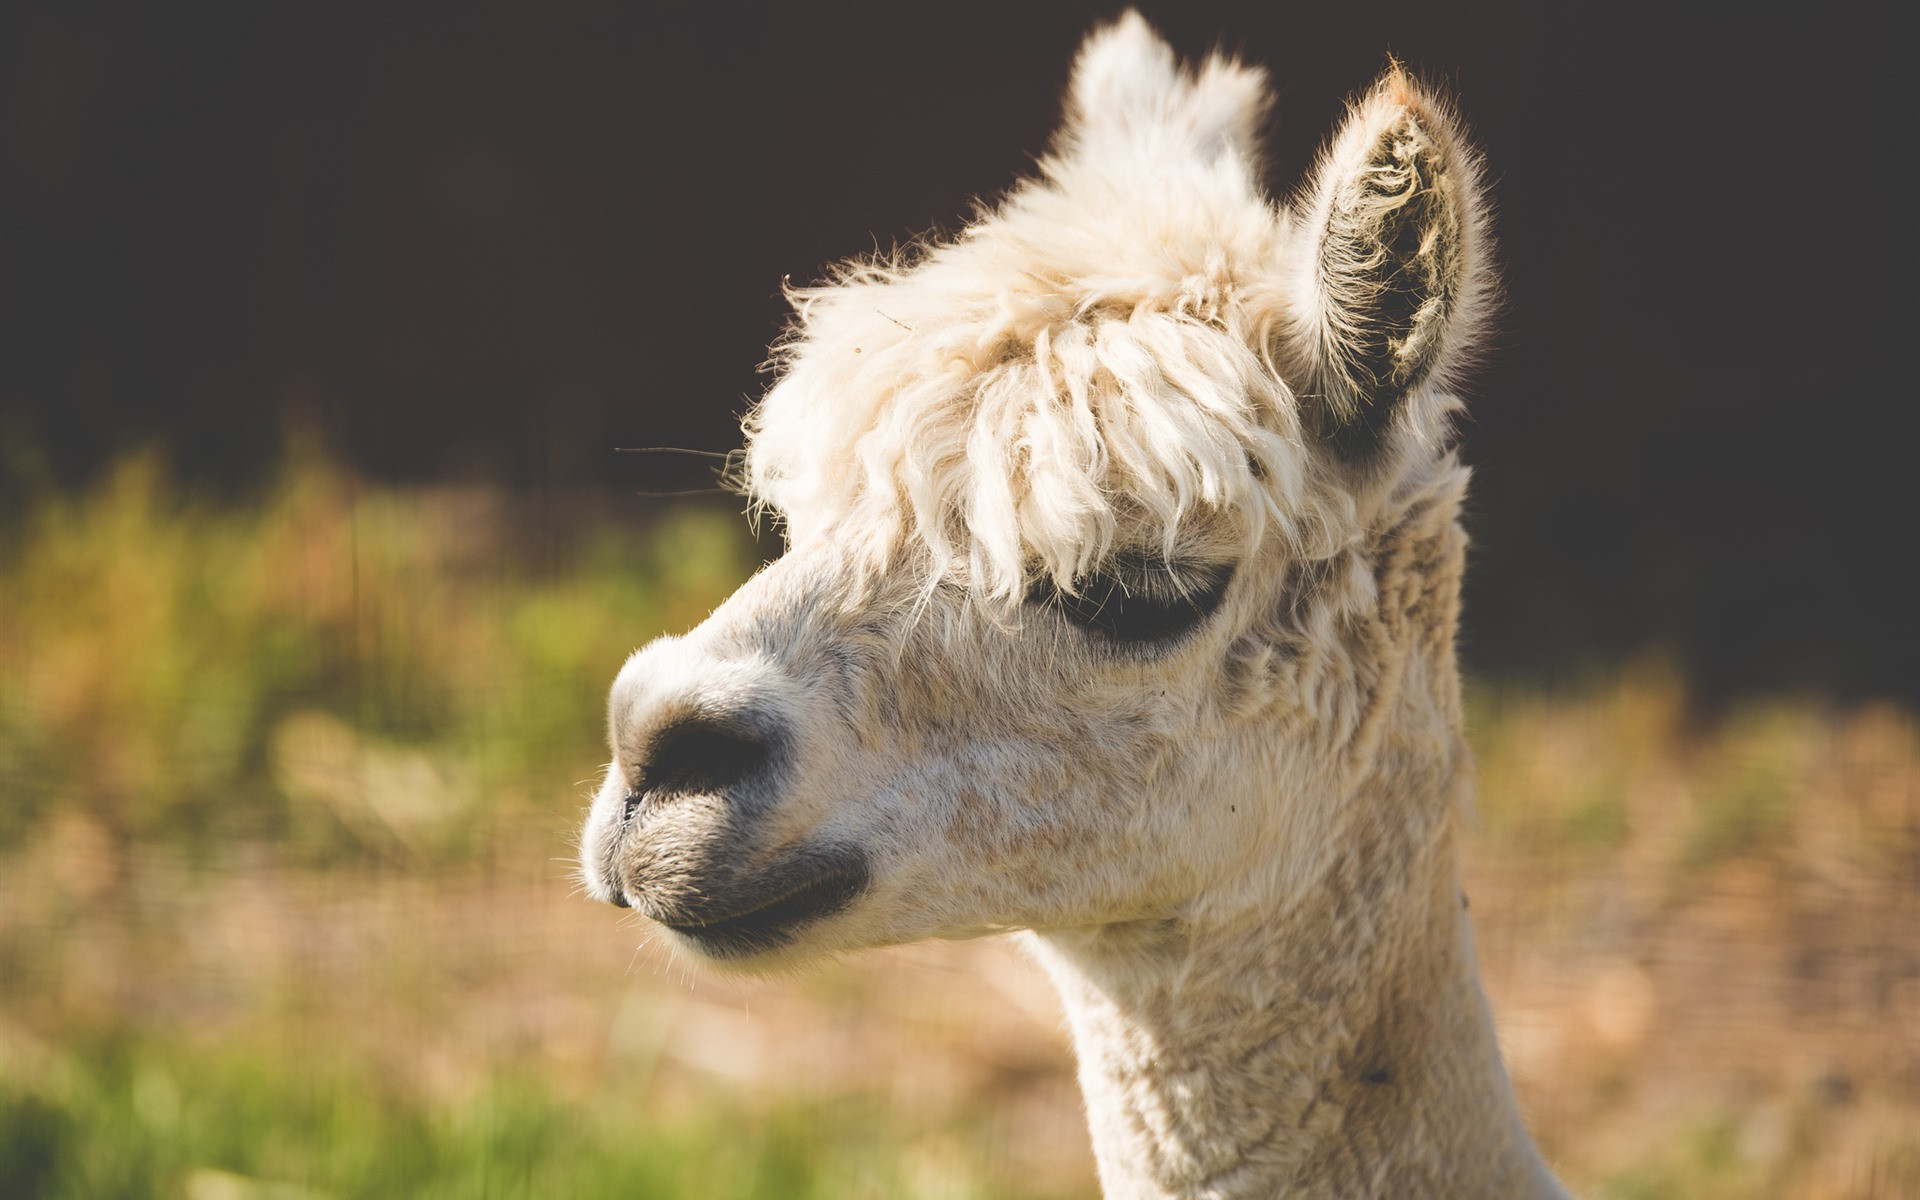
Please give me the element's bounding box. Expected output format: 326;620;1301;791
1215;633;1301;719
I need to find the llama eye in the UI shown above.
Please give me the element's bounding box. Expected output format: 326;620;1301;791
1029;558;1233;645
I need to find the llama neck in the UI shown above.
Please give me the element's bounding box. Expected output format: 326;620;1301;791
1029;791;1564;1200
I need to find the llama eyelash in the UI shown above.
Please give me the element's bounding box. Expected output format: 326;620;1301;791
1026;557;1235;646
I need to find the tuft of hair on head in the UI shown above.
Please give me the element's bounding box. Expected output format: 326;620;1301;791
1058;10;1271;176
741;20;1493;613
1277;64;1495;465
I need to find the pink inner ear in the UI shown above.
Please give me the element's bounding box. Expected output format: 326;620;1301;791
1281;70;1490;463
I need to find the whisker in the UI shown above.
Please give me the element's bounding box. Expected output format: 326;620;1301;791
614;446;735;459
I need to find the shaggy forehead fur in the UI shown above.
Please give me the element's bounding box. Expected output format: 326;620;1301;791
744;16;1363;601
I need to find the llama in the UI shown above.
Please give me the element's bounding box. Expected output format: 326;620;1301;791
580;14;1569;1197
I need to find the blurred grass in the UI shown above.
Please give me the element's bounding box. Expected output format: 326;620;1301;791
2;446;1916;1198
0;439;749;865
0;1032;1037;1200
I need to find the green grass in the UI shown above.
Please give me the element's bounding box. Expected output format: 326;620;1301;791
0;1033;1055;1200
0;441;758;865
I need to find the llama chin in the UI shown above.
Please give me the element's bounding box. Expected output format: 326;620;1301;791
579;12;1569;1197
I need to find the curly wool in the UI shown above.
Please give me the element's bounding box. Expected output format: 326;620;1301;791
743;22;1358;603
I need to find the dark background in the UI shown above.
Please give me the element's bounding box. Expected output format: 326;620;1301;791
2;1;1907;699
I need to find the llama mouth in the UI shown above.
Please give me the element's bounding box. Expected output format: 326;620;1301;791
650;850;869;957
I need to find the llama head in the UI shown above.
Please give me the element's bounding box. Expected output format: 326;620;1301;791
579;13;1492;966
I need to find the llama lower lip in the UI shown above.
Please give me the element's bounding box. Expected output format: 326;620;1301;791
655;854;869;956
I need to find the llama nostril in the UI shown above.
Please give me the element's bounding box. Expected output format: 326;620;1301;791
640;716;774;797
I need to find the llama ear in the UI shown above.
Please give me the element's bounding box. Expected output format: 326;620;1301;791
1062;11;1268;169
1281;69;1489;462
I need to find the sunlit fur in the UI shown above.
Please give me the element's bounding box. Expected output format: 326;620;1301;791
581;13;1567;1198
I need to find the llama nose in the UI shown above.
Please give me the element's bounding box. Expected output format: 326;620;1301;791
635;714;776;800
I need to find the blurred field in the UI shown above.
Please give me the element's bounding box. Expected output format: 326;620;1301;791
2;450;1916;1199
